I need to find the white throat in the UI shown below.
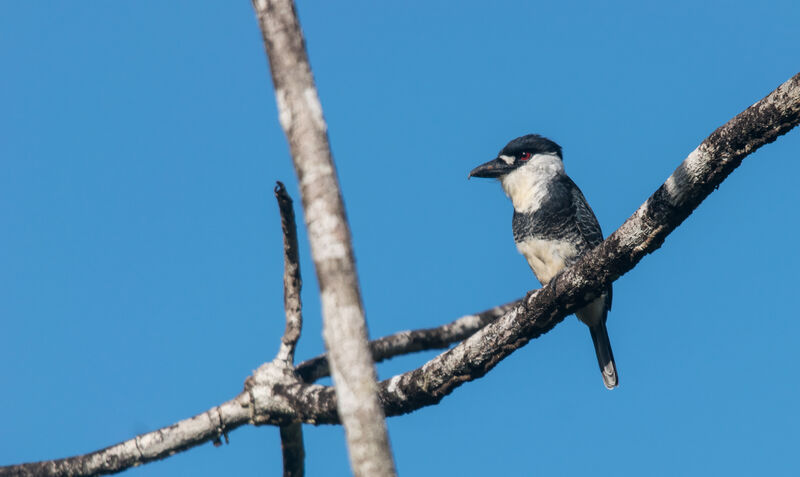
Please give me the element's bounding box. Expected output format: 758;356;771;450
500;153;564;212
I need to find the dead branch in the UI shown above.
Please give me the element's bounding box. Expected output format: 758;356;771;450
273;181;305;476
296;302;517;383
274;181;303;365
250;0;397;475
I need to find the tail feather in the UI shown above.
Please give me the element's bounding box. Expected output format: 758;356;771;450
589;321;618;389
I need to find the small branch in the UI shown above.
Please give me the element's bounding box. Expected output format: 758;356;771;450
279;423;305;477
272;181;306;476
0;394;255;477
296;302;517;383
274;181;303;365
252;0;397;476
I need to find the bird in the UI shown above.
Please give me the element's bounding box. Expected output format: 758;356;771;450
469;134;618;389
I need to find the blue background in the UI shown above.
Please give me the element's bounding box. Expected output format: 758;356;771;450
2;1;799;475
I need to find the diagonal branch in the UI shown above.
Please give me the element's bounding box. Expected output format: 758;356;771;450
251;1;397;476
0;393;256;477
296;302;517;383
3;73;798;477
291;71;800;421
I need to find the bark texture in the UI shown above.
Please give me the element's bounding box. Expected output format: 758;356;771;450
251;1;397;476
0;394;256;477
274;181;303;365
273;181;305;476
2;71;797;477
296;303;517;383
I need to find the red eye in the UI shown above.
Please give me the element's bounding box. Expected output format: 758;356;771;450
520;152;532;161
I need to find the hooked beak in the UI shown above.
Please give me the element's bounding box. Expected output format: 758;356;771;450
468;157;513;179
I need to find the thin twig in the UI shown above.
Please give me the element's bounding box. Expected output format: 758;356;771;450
274;181;303;365
296;302;516;383
272;181;306;476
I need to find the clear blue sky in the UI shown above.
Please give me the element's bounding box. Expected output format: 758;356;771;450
2;1;799;476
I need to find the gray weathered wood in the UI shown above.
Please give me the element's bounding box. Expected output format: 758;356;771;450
250;1;397;476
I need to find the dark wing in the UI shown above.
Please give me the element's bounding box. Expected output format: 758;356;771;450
563;176;612;313
516;174;603;252
513;174;613;313
564;176;604;248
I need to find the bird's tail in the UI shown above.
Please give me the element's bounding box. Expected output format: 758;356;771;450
589;321;618;389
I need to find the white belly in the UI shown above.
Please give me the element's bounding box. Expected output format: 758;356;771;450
517;237;607;325
515;237;577;284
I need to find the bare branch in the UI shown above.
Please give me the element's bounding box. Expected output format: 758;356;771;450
0;303;516;476
287;71;800;421
274;181;303;365
251;0;397;475
273;181;306;476
279;423;305;477
0;393;254;477
296;302;517;383
4;74;797;477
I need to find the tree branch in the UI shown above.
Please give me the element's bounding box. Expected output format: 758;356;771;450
296;302;517;383
3;72;797;477
279;423;304;477
291;71;800;422
274;181;303;366
251;1;397;475
0;394;255;477
273;181;305;476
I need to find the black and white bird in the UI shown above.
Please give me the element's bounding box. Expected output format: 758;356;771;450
469;134;618;389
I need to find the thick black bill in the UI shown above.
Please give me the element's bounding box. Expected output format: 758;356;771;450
468;157;514;178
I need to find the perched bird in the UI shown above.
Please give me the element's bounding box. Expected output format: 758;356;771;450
469;134;618;389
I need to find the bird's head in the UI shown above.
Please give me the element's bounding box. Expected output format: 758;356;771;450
469;134;563;179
